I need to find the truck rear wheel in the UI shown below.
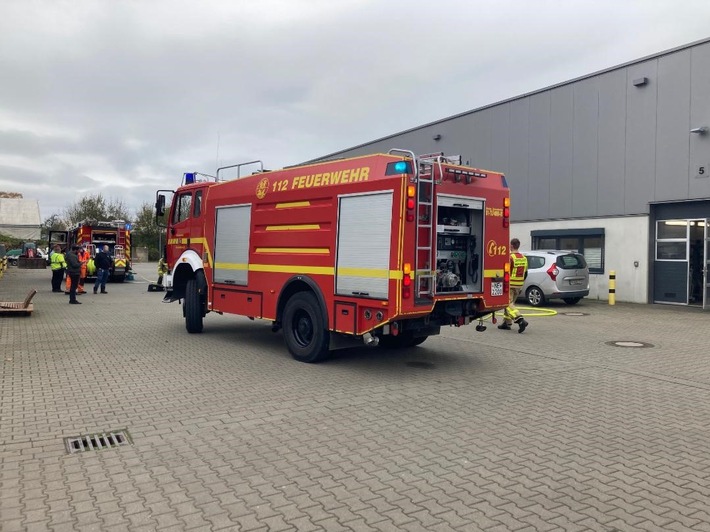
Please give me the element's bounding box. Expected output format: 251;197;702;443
379;332;428;348
283;292;330;363
185;278;204;333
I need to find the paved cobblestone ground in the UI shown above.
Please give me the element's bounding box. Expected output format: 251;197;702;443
1;263;709;531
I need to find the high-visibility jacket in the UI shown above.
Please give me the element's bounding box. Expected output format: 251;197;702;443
509;252;528;287
78;249;90;276
50;252;67;271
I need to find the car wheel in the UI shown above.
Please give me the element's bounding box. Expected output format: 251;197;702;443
526;286;546;307
283;292;330;363
563;297;581;305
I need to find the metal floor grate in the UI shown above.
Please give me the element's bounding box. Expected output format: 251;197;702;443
64;429;132;454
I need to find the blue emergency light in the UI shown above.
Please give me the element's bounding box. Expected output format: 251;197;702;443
184;172;195;184
385;160;413;175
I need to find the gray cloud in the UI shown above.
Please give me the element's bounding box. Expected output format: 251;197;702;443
1;0;709;221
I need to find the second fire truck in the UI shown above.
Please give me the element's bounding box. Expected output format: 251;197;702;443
49;220;132;282
156;150;512;362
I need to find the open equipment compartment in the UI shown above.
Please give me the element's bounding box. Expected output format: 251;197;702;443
435;195;484;294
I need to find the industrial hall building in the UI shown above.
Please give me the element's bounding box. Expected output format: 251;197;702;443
311;37;710;309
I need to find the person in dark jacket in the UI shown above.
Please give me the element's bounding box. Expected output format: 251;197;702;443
93;245;112;294
66;245;82;304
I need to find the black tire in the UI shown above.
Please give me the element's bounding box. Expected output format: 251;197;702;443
563;297;581;305
283;292;330;363
185;278;204;333
379;332;428;349
526;286;546;307
409;336;428;347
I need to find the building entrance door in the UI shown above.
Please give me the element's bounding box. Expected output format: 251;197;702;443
704;221;710;310
689;220;705;306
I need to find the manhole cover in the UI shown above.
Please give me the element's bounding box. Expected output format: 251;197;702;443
406;361;436;370
605;341;654;348
563;312;588;316
65;429;132;454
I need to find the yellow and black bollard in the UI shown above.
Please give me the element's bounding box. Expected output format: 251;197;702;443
609;270;616;306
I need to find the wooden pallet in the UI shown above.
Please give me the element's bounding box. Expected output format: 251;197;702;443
0;289;36;315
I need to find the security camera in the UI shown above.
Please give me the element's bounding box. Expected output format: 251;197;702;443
690;127;708;134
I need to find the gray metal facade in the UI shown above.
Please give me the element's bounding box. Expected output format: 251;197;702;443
310;38;710;223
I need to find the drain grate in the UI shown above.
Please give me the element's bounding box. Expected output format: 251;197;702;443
65;429;132;454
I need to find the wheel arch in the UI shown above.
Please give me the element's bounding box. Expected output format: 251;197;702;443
276;276;328;330
171;250;206;301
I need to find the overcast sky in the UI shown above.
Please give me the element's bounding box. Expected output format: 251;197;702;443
1;0;709;221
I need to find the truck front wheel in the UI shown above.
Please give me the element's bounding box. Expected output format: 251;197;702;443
185;278;204;333
283;292;330;363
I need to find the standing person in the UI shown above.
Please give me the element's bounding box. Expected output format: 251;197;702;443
157;256;168;286
93;245;112;294
66;245;82;304
50;244;66;293
498;238;529;333
77;244;90;294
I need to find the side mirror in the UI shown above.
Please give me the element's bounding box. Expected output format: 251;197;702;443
155;194;166;217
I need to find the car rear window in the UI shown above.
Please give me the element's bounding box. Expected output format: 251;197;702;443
525;255;546;269
556;254;587;269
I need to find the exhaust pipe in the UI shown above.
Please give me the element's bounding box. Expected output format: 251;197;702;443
362;332;379;347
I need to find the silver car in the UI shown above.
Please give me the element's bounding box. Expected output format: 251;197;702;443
520;250;590;306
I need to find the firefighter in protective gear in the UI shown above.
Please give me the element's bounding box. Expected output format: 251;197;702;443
157;257;168;286
499;238;529;333
76;245;90;294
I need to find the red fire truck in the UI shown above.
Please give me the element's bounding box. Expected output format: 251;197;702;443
156;150;511;362
49;220;132;282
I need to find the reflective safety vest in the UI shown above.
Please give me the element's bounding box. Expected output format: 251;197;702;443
50;252;66;271
78;249;90;276
509;252;527;287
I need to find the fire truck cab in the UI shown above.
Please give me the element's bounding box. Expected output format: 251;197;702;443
156;151;511;363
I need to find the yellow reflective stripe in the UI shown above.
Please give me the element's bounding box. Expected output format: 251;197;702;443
275;201;310;209
212;263;402;279
168;237;210;245
483;269;504;278
265;224;320;231
255;247;329;255
214;263;248;270
249;264;333;275
337;267;390;279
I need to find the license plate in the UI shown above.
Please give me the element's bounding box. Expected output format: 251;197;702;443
491;282;504;296
570;279;583;285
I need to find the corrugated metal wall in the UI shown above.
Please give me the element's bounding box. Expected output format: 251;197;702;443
314;40;710;222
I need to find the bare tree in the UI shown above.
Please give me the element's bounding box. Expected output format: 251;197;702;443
64;194;132;226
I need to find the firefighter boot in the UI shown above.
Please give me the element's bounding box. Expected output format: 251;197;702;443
515;317;529;333
498;323;512;330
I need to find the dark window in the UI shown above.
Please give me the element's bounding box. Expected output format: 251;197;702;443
531;229;604;274
193;190;203;217
173;192;192;224
556;254;587;269
526;255;546;269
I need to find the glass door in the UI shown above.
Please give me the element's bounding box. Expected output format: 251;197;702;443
705;220;710;310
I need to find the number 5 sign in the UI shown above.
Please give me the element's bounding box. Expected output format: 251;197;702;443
697;164;708;178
